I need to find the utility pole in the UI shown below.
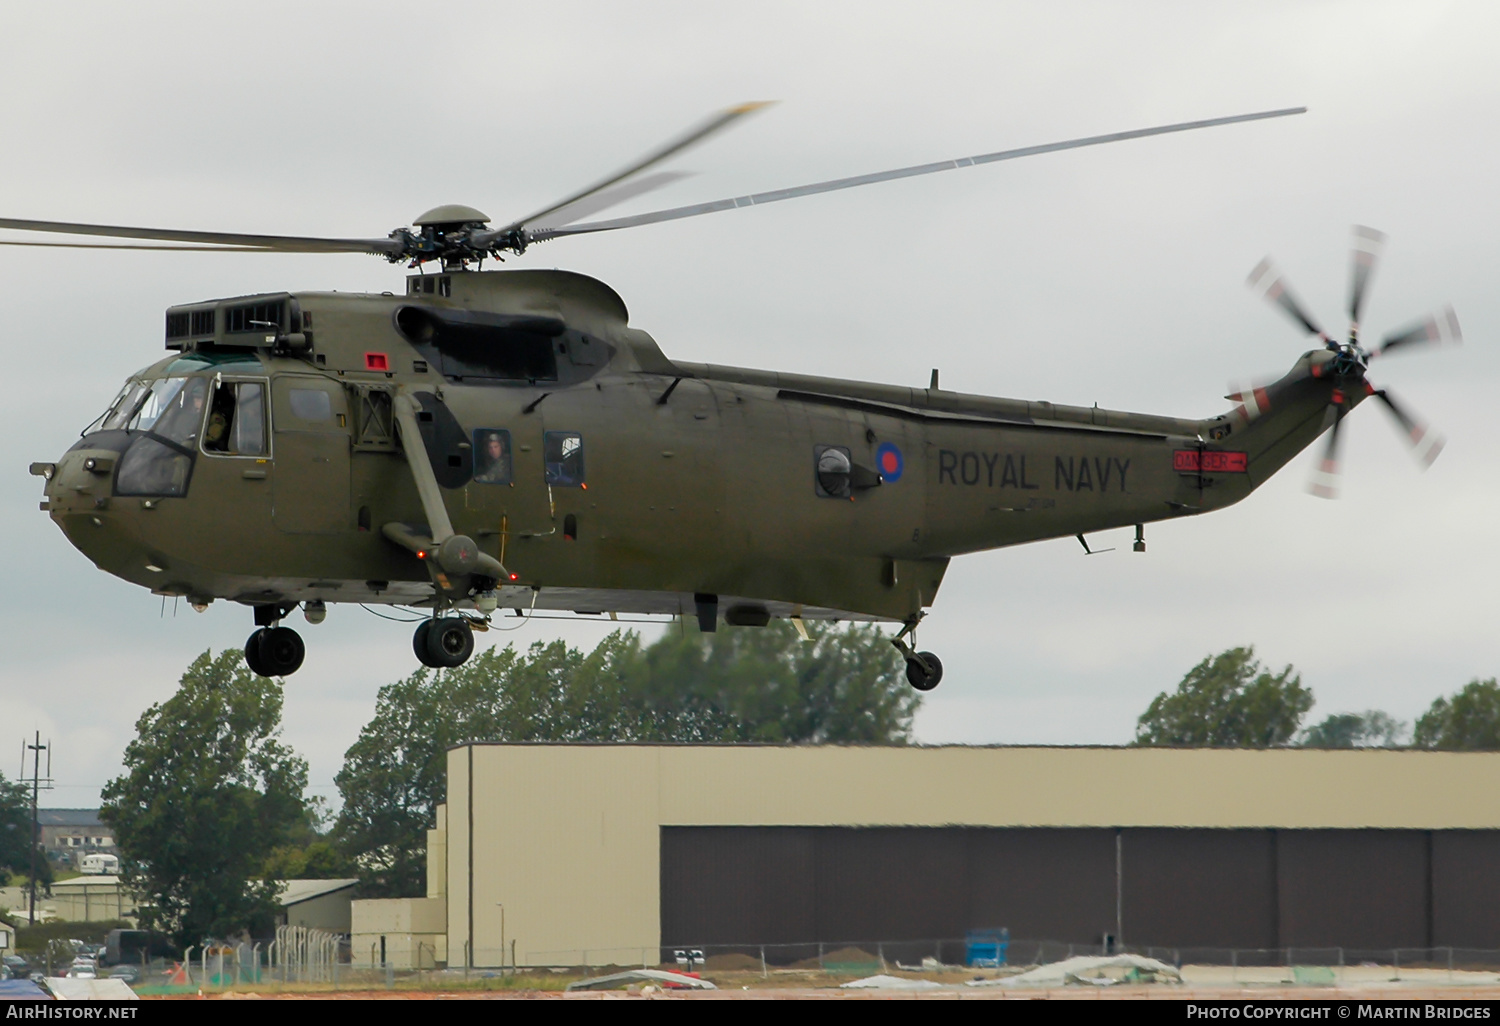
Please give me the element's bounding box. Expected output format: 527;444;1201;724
25;733;51;927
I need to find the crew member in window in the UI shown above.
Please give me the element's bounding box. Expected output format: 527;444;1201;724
474;431;511;484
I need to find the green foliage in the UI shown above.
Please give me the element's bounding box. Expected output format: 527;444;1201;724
1413;678;1500;750
1299;710;1406;748
261;839;353;881
1134;646;1313;747
0;774;36;877
336;621;914;896
100;649;315;946
15;919;135;955
635;620;916;744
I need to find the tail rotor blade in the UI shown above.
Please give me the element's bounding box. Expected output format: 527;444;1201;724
1307;403;1346;499
1347;225;1387;335
1248;257;1328;340
1374;304;1462;357
1373;388;1445;467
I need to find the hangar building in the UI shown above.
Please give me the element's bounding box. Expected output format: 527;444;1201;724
351;744;1500;968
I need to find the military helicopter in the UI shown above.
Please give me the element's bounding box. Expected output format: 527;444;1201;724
16;103;1460;689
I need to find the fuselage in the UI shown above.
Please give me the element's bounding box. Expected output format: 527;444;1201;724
37;269;1349;626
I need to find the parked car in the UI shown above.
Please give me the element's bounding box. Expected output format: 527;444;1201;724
66;954;99;979
106;965;140;984
2;955;30;980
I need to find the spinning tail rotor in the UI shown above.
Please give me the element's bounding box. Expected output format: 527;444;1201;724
1245;226;1460;498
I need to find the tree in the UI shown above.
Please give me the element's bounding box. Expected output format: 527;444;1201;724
336;621;914;896
1134;646;1312;747
100;649;316;945
633;620;917;744
1413;679;1500;750
0;773;33;879
261;839;353;881
1299;710;1406;748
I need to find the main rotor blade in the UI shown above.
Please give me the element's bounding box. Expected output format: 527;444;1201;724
1373;304;1461;357
1307;402;1346;499
528;170;694;232
532;106;1307;242
1225;379;1273;422
1372;388;1445;467
0;216;399;254
0;239;282;251
1247;257;1328;339
501;102;771;234
1347;225;1386;334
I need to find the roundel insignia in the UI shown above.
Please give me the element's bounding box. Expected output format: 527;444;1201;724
876;442;903;483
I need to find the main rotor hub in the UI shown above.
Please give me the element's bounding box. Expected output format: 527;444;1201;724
413;204;491;228
389;204;524;269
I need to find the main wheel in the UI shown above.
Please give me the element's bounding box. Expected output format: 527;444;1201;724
244;629;271;676
413;619;437;667
424;617;475;668
905;651;944;691
259;626;306;676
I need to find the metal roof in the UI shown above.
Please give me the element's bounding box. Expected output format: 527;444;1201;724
276;878;359;907
35;809;103;828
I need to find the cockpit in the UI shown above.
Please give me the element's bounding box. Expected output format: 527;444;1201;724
79;354;268;498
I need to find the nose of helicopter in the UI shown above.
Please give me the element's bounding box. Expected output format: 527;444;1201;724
33;447;165;589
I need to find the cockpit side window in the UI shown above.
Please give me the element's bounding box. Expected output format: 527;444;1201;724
203;380;267;456
149;378;210;447
127;378;187;434
85;380;148;436
232;382;266;455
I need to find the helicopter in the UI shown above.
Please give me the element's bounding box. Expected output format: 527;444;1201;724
15;103;1460;689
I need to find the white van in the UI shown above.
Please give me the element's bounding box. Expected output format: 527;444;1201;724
78;854;119;875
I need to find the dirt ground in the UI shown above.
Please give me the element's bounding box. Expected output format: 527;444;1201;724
148;964;1500;999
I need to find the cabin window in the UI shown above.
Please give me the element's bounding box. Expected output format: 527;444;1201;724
544;431;585;487
472;429;513;485
288;388;333;422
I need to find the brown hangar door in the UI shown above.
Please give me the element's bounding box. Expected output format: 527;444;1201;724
271;376;352;534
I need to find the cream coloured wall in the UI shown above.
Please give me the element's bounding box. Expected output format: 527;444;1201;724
426;804;446;902
49;876;135;923
443;745;1500;967
351;897;448;968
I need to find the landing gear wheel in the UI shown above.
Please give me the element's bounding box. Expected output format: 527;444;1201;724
258;626;305;677
244;629;270;676
905;651;943;691
413;619;436;667
424;617;475;668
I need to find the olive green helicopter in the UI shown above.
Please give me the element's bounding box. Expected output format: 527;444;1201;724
15;103;1460;689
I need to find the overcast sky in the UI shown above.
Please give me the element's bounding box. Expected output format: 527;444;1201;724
3;1;1497;810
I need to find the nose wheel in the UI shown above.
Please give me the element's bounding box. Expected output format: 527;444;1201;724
414;617;475;669
245;626;305;677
